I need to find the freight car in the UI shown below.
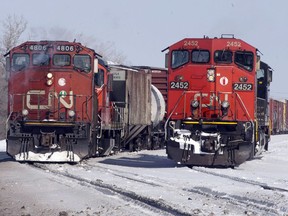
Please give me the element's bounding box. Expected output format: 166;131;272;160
163;35;273;167
269;98;288;135
5;41;165;162
133;66;168;148
108;64;166;151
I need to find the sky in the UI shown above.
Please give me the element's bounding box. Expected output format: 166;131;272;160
0;0;287;99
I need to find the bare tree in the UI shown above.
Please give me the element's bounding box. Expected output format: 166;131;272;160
28;26;127;64
0;15;27;139
1;15;27;51
0;15;27;74
94;41;127;64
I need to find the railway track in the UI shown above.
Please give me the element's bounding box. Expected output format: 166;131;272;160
185;187;281;216
31;163;191;216
191;166;288;193
28;153;288;216
82;161;288;216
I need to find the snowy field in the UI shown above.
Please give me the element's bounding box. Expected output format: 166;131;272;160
1;135;288;216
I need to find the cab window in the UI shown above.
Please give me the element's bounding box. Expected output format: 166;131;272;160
214;50;233;64
73;54;91;73
171;50;189;69
235;51;253;71
257;68;266;99
192;50;210;63
32;53;50;66
95;69;104;87
53;54;71;66
12;53;29;71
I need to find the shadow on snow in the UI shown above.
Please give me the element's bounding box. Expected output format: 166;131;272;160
0;152;13;163
98;153;183;168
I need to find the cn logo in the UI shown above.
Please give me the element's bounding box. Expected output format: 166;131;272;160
220;76;229;86
26;90;73;109
194;93;229;107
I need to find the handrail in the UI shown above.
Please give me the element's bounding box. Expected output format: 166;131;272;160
164;91;186;140
111;102;125;122
164;90;254;140
235;92;253;122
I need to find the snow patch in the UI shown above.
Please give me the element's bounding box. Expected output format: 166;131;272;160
0;139;6;152
14;151;80;162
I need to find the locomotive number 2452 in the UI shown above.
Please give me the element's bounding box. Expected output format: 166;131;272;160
170;81;189;89
233;83;253;91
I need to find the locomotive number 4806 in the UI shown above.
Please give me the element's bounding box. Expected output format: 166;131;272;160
170;81;189;89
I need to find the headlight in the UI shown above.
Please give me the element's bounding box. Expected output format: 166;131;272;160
22;109;29;116
221;100;230;109
191;100;199;108
46;79;53;86
47;73;53;79
207;69;215;82
68;110;75;117
46;73;54;86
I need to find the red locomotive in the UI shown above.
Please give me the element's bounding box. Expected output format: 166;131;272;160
5;41;166;162
163;35;272;166
5;41;110;162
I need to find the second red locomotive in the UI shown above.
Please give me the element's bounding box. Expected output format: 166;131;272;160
163;35;272;166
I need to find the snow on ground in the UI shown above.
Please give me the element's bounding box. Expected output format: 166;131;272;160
1;135;288;216
0;141;160;216
196;134;288;189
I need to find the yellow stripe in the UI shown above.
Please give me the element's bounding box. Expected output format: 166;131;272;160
255;120;258;142
182;121;238;125
24;122;75;127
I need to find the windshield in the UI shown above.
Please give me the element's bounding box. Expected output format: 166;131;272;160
235;51;253;71
73;54;91;72
53;54;71;66
192;50;210;63
12;53;29;71
214;50;233;64
171;50;189;69
32;53;50;66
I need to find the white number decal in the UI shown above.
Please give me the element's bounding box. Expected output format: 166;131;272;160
183;40;198;47
170;81;189;89
233;83;253;91
227;41;241;47
29;45;47;51
56;45;74;52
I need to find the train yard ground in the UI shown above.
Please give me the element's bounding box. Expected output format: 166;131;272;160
1;136;288;216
